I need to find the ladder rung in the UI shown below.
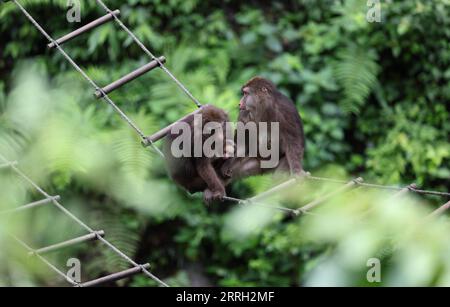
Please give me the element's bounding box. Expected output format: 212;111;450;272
296;177;363;214
250;177;300;203
0;161;17;170
359;183;417;219
390;183;417;200
48;10;120;48
94;56;166;99
29;230;105;255
0;196;60;215
141;104;206;147
80;263;150;287
427;200;450;218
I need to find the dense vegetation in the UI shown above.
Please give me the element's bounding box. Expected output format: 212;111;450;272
0;0;449;286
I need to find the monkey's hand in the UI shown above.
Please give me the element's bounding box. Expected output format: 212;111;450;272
224;139;235;159
292;169;308;179
203;188;226;205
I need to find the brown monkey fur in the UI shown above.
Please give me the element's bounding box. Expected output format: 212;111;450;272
163;105;233;204
221;77;305;181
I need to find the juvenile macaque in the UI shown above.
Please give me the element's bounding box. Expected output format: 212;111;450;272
221;77;305;180
163;105;234;204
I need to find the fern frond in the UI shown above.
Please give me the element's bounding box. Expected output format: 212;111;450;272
87;213;140;275
334;47;379;113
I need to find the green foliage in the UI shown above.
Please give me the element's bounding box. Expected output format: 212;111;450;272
333;47;379;113
0;0;449;287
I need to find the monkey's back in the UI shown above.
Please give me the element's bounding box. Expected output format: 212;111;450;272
276;92;305;156
162;104;230;194
163;126;207;194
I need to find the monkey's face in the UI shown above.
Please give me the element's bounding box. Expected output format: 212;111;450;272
239;86;257;112
202;121;234;159
200;109;234;159
240;86;270;122
215;120;235;158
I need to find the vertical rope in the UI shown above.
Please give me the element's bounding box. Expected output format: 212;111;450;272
95;0;203;108
11;0;165;158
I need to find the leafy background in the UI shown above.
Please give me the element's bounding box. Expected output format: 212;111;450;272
0;0;449;286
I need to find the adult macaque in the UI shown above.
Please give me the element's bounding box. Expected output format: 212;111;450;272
221;77;305;180
163;105;234;204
